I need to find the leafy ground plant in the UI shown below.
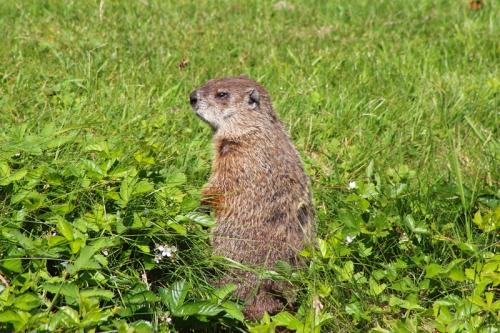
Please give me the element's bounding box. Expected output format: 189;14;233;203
1;0;499;332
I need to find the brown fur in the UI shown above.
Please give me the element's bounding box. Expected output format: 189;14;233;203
190;75;314;320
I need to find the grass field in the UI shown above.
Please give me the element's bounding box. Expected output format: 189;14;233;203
1;0;499;332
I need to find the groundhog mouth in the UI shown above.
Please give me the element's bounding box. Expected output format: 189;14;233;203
195;111;217;131
194;111;203;119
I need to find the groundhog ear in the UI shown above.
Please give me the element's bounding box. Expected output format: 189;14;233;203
248;88;260;110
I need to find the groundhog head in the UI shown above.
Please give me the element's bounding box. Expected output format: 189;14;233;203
189;75;277;135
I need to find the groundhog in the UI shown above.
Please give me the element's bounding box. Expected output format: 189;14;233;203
189;75;314;320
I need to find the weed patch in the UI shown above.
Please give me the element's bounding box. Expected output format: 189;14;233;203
0;0;499;332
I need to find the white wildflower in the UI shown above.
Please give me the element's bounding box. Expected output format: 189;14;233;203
348;181;357;189
162;247;172;257
346;235;356;244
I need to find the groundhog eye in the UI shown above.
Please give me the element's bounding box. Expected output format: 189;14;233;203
216;92;228;99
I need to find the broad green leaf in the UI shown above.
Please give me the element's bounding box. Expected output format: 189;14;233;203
57;217;74;241
133;243;150;253
181;197;199;211
317;238;329;258
93;253;109;267
262;311;272;325
345;302;370;320
133;180;154;195
69;238;85;254
133;151;155;165
389;296;424;311
339;211;361;232
44;282;79;298
3;229;35;250
73;245;96;268
48;235;67;247
221;301;244;321
272;312;302;330
473;281;492;297
13;293;42;310
185;211;216;227
446;319;466;333
465;268;479;282
485;292;495;309
108;167;132;179
162;281;189;310
127;213;149;229
359;198;370;211
82;159;105;180
167;221;187;235
456;242;477;254
405;215;430;234
113;319;130;333
275;260;292;276
59;306;80;325
67;245;100;274
334;261;354;282
0;168;27;185
346;194;362;202
477;194;500;210
66;260;101;275
310;91;321;104
120;177;130;204
1;259;22;273
390;183;407;198
158;287;170;305
81;307;112;327
130;320;153;333
483;261;499;274
0;162;10;177
126;290;159;305
175;301;223;317
368;277;387;295
445;259;466;271
105;191;121;202
80;288;114;300
315;311;335;327
50;201;76;215
165;172;187;187
425;263;445;278
80;288;115;300
171;281;189;309
213;284;237;301
85;142;110;155
11;190;45;205
473;210;484;228
448;269;467;282
0;309;30;332
357;243;372;257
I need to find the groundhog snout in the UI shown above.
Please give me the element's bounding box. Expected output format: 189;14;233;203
189;90;199;110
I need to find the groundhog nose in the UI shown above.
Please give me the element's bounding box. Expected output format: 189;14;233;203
189;90;198;109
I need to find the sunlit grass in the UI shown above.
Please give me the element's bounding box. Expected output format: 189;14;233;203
0;0;499;332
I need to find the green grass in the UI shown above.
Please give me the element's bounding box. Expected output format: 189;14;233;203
0;0;499;332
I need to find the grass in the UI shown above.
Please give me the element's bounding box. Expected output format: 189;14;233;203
0;0;499;332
